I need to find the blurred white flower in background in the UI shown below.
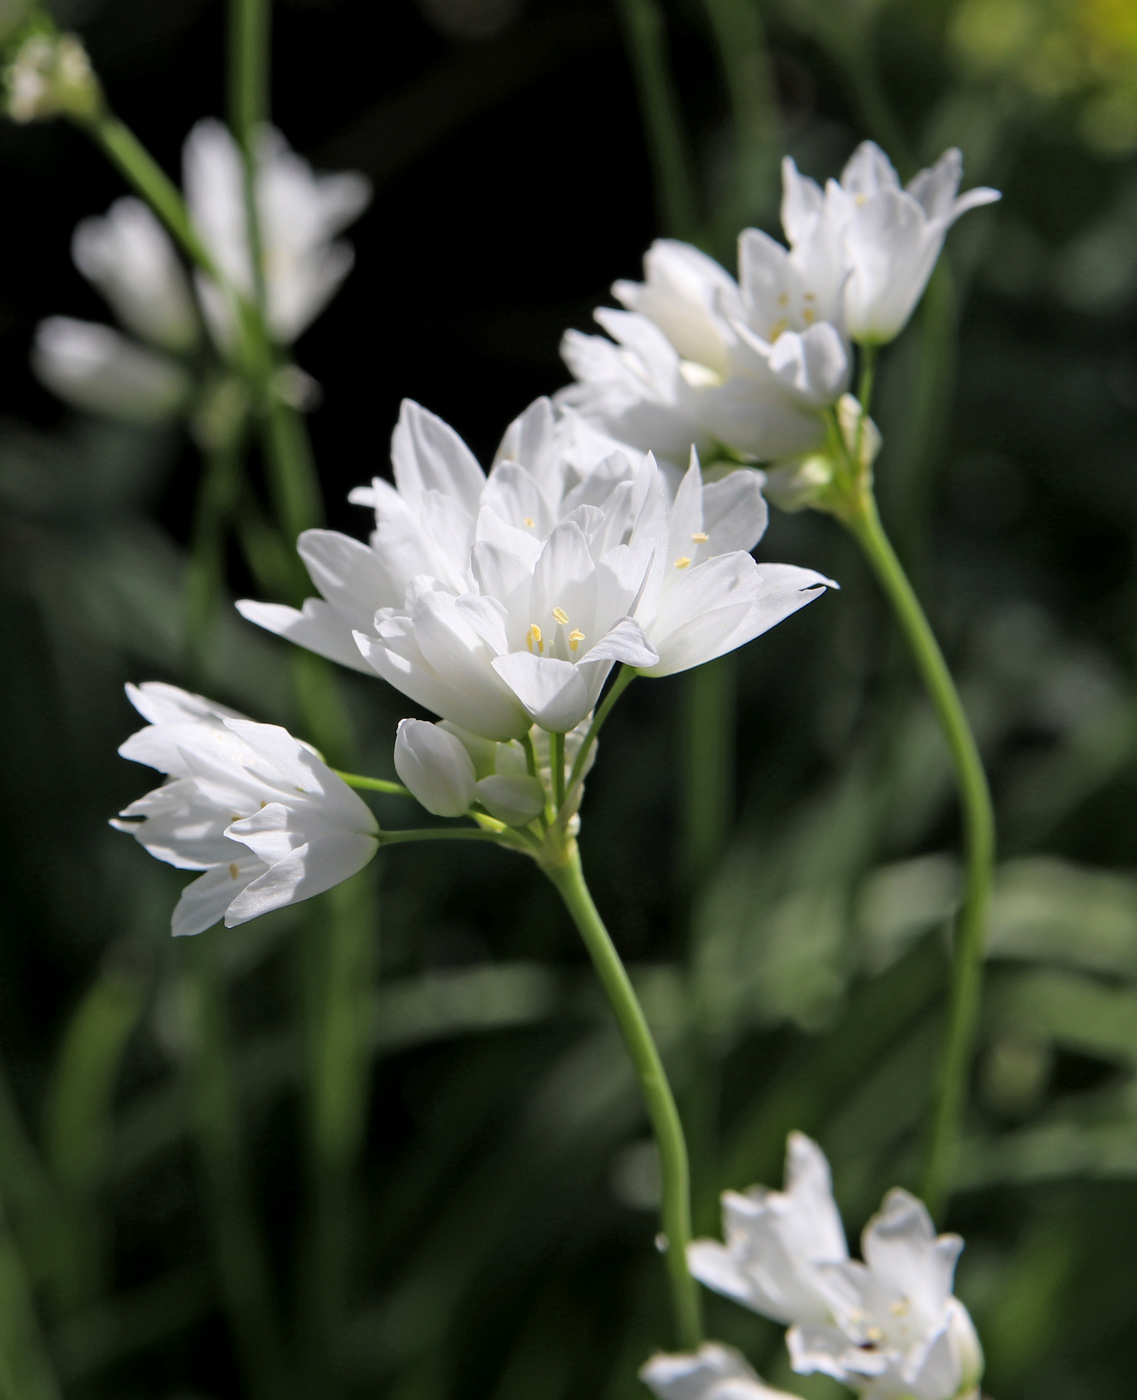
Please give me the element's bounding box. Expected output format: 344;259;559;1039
688;1133;983;1400
32;119;370;422
112;683;378;937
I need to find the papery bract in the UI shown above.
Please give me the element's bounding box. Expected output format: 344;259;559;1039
113;683;378;937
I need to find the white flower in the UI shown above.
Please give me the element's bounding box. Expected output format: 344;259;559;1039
640;1342;801;1400
691;1134;983;1400
184;118;371;346
237;396;657;677
688;1131;848;1326
394;718;547;827
32;317;193;423
784;143;1000;345
789;1191;982;1400
72;197;200;353
112;683;378;937
559;231;851;466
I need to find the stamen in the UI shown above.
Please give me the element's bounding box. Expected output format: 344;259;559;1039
768;317;788;341
552;607;569;625
804;291;816;301
527;623;544;654
691;531;708;544
228;862;240;879
888;1299;910;1316
777;292;789;307
803;306;816;325
674;555;691;569
522;516;535;528
568;628;585;653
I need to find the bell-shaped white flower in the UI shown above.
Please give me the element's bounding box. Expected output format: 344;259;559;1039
32;317;193;423
559;226;852;466
184;118;371;347
237;397;657;677
784;143;999;345
688;1131;848;1326
629;453;835;678
72;197;200;354
112;683;378;937
789;1191;982;1400
640;1342;800;1400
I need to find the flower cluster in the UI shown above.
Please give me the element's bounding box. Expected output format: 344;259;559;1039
652;1134;983;1400
33;119;369;426
560;143;998;471
113;683;378;937
238;394;834;778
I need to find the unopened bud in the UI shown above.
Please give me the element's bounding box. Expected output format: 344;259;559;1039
394;719;476;818
5;31;100;123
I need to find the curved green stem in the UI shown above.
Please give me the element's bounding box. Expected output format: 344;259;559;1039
544;848;703;1349
563;666;637;814
840;492;995;1220
334;772;412;797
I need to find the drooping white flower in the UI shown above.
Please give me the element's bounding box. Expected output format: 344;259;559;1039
783;143;1000;345
72;198;200;354
789;1191;982;1400
691;1134;983;1400
560;228;851;467
32;317;193;422
184;118;371;347
640;1342;801;1400
688;1131;847;1326
112;683;378;937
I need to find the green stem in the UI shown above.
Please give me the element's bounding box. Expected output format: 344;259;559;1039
180;938;291;1400
228;0;272;337
262;398;324;567
840;492;995;1220
563;665;636;810
377;827;518;847
79;113;222;282
0;1194;61;1400
545;848;702;1349
334;772;412;797
186;433;244;682
614;0;699;241
551;731;566;812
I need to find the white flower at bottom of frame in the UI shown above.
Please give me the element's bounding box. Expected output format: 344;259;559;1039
688;1132;848;1327
32;317;193;424
354;509;660;740
112;682;378;938
394;718;547;826
640;1342;802;1400
628;454;835;678
787;1190;983;1400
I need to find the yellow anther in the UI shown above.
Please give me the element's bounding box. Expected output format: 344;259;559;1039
568;628;585;653
864;1326;884;1344
522;516;535;528
527;623;544;654
768;318;788;341
228;862;240;879
777;292;789;307
803;306;816;325
552;607;569;625
674;555;691;569
691;531;708;544
855;192;867;206
889;1299;910;1316
804;290;816;301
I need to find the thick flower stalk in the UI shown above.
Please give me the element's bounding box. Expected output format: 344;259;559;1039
31;118;370;425
685;1134;983;1400
112;682;378;937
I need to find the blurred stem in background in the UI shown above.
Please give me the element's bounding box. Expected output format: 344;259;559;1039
187;427;246;683
544;848;703;1350
180;936;292;1400
0;1194;61;1400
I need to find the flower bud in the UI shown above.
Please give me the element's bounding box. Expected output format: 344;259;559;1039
394;719;476;818
5;31;101;123
474;773;546;827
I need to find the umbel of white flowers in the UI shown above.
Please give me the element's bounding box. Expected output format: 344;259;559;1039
112;683;378;937
654;1133;983;1400
238;395;835;748
32;119;370;424
559;142;998;471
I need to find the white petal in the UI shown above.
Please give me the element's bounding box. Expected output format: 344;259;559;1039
491;652;593;732
394;719;477;817
235;598;377;674
33;318;190;422
391;399;485;517
172;856;264;938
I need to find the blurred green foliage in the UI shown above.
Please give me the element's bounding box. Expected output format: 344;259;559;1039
2;0;1137;1398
